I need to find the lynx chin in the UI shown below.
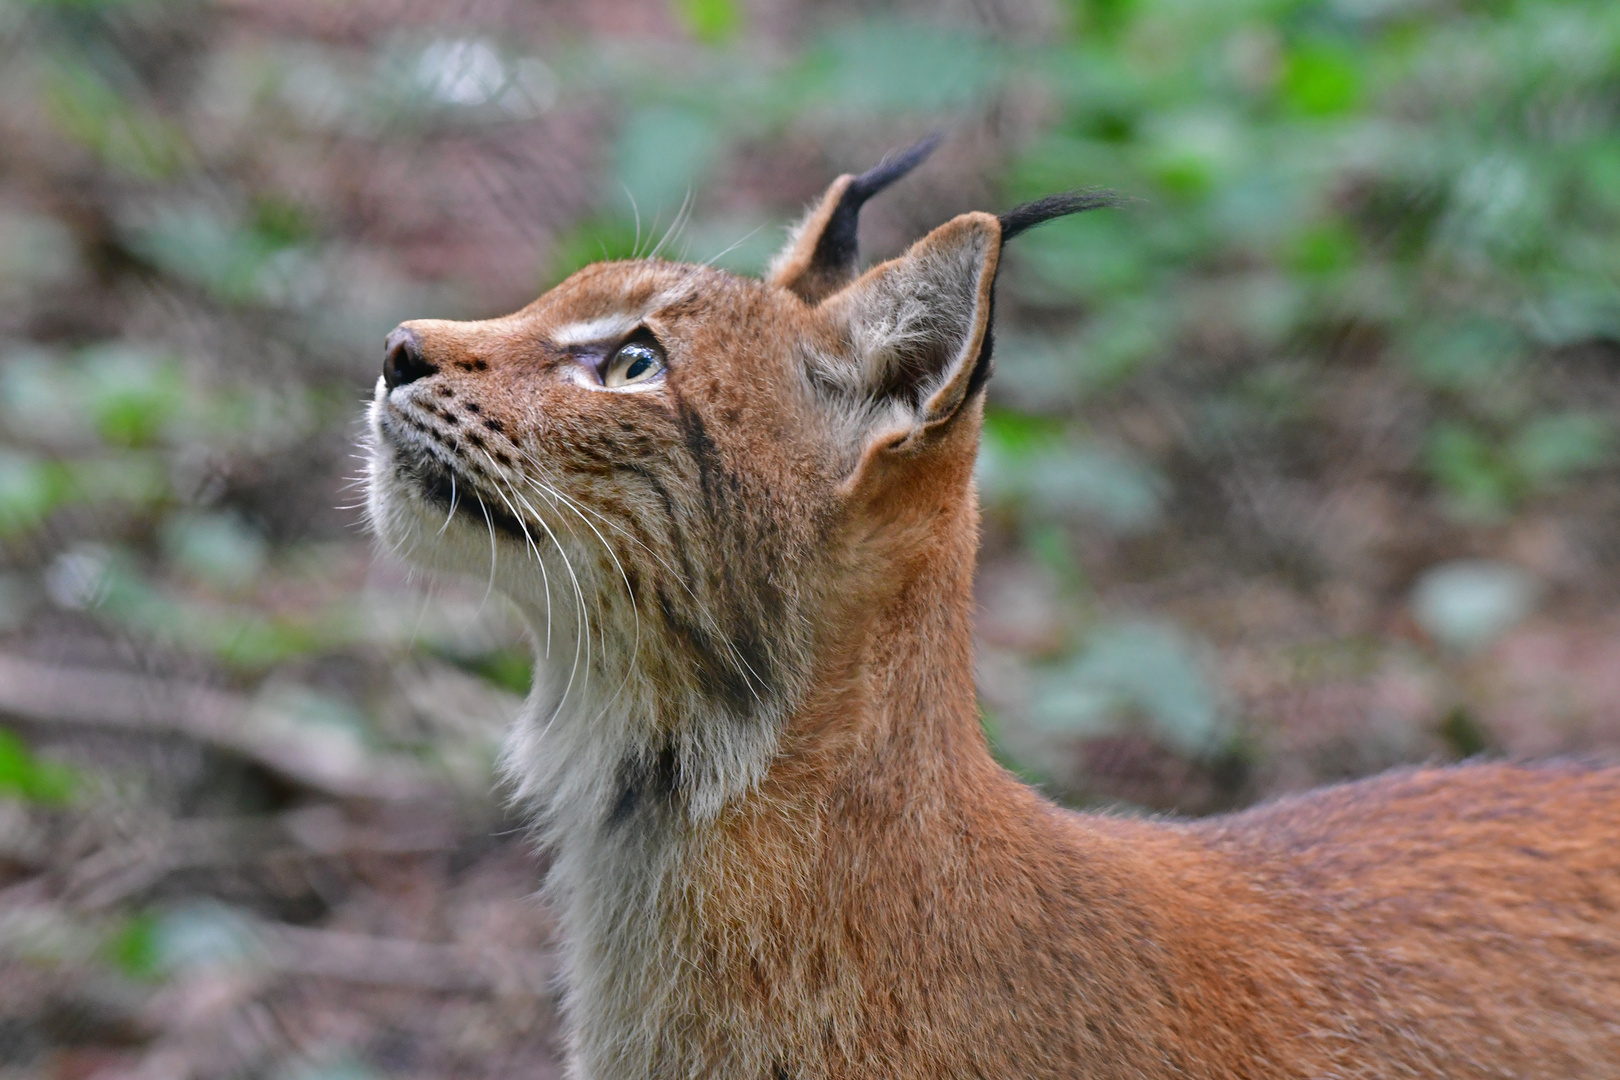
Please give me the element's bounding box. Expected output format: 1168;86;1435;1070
364;137;1620;1079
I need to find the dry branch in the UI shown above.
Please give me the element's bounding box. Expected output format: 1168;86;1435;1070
0;654;441;802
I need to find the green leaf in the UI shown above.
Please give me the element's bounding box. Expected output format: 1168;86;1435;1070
0;728;77;806
673;0;743;45
1424;420;1515;519
1024;445;1165;533
979;415;1165;535
1139;111;1243;199
462;647;533;695
125;204;306;307
0;452;65;536
1281;41;1361;117
981;409;1067;455
80;346;184;448
1406;318;1523;392
1289;220;1359;276
546;215;643;285
106;911;163;981
1009;210;1153;301
679;216;781;276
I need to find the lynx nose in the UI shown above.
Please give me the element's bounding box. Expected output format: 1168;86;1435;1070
383;326;436;389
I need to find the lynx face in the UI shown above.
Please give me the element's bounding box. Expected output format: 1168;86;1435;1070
368;261;837;797
365;141;1102;825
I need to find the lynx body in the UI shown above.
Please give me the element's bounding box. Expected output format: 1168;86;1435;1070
364;143;1620;1079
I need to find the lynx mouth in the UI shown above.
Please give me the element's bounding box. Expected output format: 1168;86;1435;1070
386;427;528;543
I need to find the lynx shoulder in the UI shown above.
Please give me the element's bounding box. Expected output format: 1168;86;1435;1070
364;139;1620;1079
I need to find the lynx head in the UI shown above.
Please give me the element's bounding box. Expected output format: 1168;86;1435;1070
364;137;1108;826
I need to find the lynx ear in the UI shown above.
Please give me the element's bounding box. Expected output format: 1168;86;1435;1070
768;134;942;304
814;211;1002;458
813;191;1123;468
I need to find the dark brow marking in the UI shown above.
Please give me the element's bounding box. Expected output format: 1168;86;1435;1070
618;462;698;586
657;586;756;712
673;388;737;520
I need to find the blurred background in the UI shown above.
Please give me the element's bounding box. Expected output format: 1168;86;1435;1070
2;0;1618;1074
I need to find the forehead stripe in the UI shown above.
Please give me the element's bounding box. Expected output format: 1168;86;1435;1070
550;313;643;348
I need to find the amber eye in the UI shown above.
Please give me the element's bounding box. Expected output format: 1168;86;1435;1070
603;341;664;389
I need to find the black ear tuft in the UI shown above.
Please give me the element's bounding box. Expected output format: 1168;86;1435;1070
808;132;945;280
955;191;1120;407
997;190;1122;242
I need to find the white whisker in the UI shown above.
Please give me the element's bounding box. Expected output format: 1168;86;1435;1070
650;188;695;261
478;455;555;658
622;184;643;260
509;446;768;706
522;473;643;723
492;467;589;732
437;470;459;536
702;223;768;270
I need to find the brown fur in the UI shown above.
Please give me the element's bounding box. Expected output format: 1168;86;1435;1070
363;164;1620;1079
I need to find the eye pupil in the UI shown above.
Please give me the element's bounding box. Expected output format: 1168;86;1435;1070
604;340;663;388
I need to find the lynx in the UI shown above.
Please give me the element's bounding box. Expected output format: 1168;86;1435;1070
364;138;1620;1079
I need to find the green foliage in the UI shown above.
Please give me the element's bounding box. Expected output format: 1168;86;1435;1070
799;19;1004;115
82;347;185;447
105;911;163;981
613;105;723;219
0;452;64;537
461;647;533;696
673;0;743;45
41;54;190;178
0;728;76;805
980;410;1165;535
1426;412;1613;517
127;203;319;308
1281;41;1362;117
1030;620;1228;756
162;512;268;591
107;904;260;980
1512;412;1613;486
546;215;644;285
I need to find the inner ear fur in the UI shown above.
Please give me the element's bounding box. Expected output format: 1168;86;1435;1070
817;211;1002;463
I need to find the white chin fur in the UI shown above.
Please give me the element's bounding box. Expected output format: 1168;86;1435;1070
364;389;551;611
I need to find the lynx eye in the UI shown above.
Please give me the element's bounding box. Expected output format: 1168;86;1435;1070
602;340;664;389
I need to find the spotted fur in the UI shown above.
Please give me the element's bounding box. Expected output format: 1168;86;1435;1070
364;156;1620;1079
